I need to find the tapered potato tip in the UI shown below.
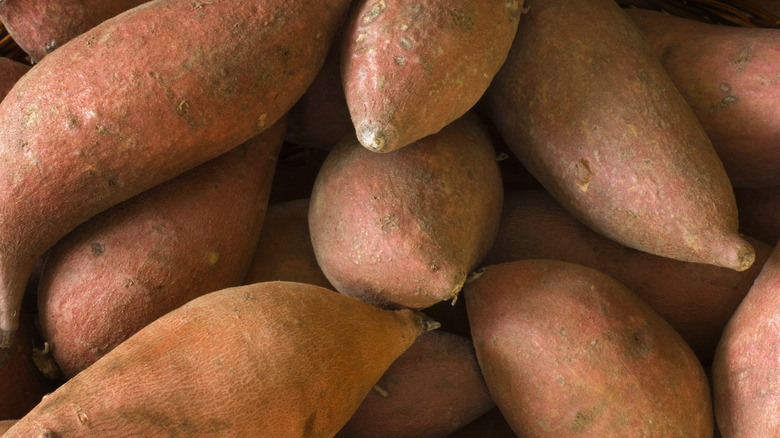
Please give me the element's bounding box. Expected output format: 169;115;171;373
419;312;442;334
0;329;13;352
723;235;756;272
357;122;400;153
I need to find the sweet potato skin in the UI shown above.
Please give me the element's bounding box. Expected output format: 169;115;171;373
0;58;30;101
712;243;780;437
341;0;523;152
5;282;429;437
485;0;753;271
627;9;780;188
0;0;351;348
309;112;504;309
0;0;149;62
337;331;494;438
483;190;770;365
37;120;285;378
465;260;714;437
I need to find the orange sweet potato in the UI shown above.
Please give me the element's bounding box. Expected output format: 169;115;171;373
464;260;714;437
37;120;285;378
712;242;780;437
485;0;754;271
341;0;523;153
337;331;493;438
4;281;435;437
0;0;148;62
482;190;770;365
627;8;780;188
309;112;503;309
0;0;352;350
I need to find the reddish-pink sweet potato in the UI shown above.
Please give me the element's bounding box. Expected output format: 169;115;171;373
309;112;504;309
0;58;30;100
465;260;714;437
0;0;353;350
485;0;753;272
627;8;780;188
483;189;770;365
37;120;285;378
0;0;149;62
337;331;494;438
712;242;780;437
341;0;523;153
5;282;435;437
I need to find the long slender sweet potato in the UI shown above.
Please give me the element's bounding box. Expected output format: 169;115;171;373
712;242;780;437
0;0;149;62
309;112;504;309
341;0;523;153
485;0;754;271
627;8;780;188
0;0;352;350
483;190;770;365
4;281;435;437
337;331;494;438
465;260;713;437
37;120;285;378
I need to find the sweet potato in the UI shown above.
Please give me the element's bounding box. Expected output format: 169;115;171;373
734;185;780;246
485;0;753;272
341;0;523;153
4;281;435;437
626;9;780;188
309;112;503;309
482;190;770;365
243;198;334;290
0;0;352;350
0;419;17;434
37;120;285;378
337;331;493;438
0;58;30;101
447;407;516;438
712;242;780;437
464;260;713;437
0;0;149;62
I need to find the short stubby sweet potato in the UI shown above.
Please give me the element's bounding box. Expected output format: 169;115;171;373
37;120;285;378
0;0;149;62
0;0;352;350
309;112;504;309
482;190;770;365
465;260;714;437
485;0;754;272
337;331;494;438
341;0;523;153
627;9;780;188
0;58;30;101
4;281;435;437
712;242;780;437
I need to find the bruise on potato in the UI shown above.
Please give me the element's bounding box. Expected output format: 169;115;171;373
0;0;352;350
485;0;754;272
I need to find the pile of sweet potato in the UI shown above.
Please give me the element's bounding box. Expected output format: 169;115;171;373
1;0;779;436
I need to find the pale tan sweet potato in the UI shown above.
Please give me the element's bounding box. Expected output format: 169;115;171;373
482;190;770;365
0;0;352;350
337;331;494;438
465;260;714;437
485;0;754;271
5;281;435;437
0;0;149;62
37;120;285;378
341;0;523;153
627;8;780;188
712;242;780;437
309;112;504;309
0;419;17;434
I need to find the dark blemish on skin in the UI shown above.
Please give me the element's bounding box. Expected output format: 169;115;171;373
94;125;107;136
361;0;387;25
734;45;753;73
447;7;474;30
570;409;594;433
91;242;106;257
573;158;592;192
709;95;740;114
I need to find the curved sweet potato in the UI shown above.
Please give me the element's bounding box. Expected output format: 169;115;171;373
341;0;523;153
485;0;753;271
0;0;149;62
37;120;285;378
5;281;434;437
0;0;352;350
483;190;770;365
465;260;714;437
627;8;780;188
309;112;503;309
